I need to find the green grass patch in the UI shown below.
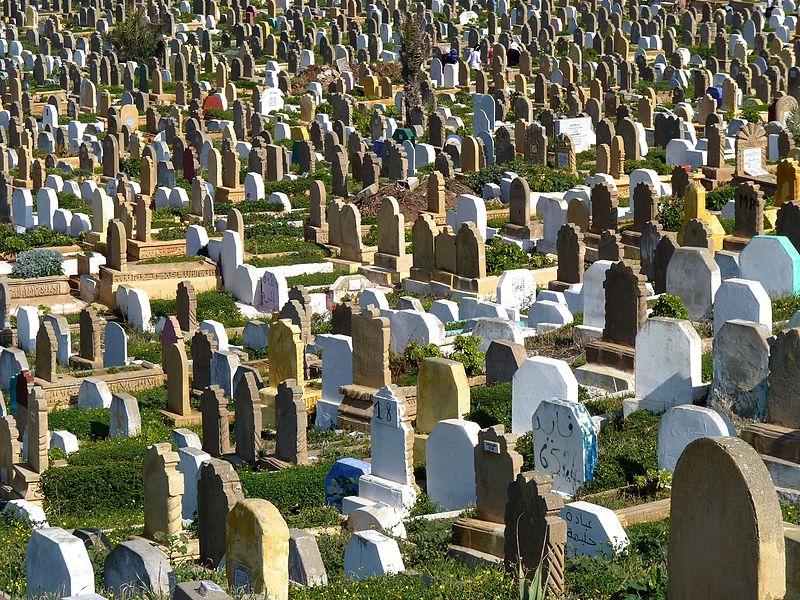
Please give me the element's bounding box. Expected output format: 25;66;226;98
247;249;327;268
285;271;342;288
465;383;513;429
772;295;800;322
580;410;661;494
150;290;247;328
138;255;205;265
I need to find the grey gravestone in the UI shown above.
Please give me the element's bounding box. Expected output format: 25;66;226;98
486;340;527;385
104;540;175;595
289;528;328;587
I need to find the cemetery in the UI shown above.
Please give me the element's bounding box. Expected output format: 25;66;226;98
2;0;800;596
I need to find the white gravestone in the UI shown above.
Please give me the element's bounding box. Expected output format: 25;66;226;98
426;419;480;511
657;405;735;473
561;501;630;557
512;357;578;435
532;398;598;495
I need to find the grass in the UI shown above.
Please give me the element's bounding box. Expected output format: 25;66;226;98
285;271;342;287
138;255;205;265
580;410;661;494
772;295;800;322
525;321;585;367
247;250;328;268
149;290;248;328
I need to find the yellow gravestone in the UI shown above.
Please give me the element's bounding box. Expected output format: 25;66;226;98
226;499;289;599
678;183;726;251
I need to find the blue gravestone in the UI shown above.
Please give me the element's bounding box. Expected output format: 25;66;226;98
325;457;371;511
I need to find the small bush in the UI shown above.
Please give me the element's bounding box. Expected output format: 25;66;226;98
286;271;342;288
772;295;800;322
705;185;736;211
581;410;661;493
10;249;64;279
657;195;685;232
485;237;530;275
650;294;688;320
104;10;165;63
465;383;512;429
150;290;247;328
450;335;485;376
465;158;582;195
119;156;142;178
389;341;441;385
55;192;87;211
239;461;334;526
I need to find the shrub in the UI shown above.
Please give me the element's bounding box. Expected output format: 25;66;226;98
465;383;512;429
42;459;143;515
485;237;530;275
286;271;342;288
247;249;327;268
238;461;333;526
650;294;688;320
389;341;441;385
787;108;800;146
657;195;685;232
150;290;247;328
55;192;87;211
105;11;165;63
772;295;800;322
0;514;33;597
464;158;582;195
10;249;64;278
705;185;736;211
119;156;142;178
450;335;485;376
565;520;668;599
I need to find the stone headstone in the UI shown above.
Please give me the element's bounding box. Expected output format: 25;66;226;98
226;499;289;598
26;527;95;597
504;472;567;593
198;459;244;568
104;539;174;596
658;405;735;473
532;398;597;495
668;437;785;599
512;357;578;435
426;419;480;511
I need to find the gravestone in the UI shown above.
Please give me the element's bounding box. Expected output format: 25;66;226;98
164;342;191;417
177;281;197;333
668;437;785;599
110;393;141;438
25;527;95;597
226;499;289;598
416;358;470;434
104;540;174;596
198;459;244;568
426;419;480;511
486;340;527;385
635;318;703;411
234;372;263;463
143;442;184;540
658;405;735;473
504;472;567;595
201;385;231;458
275;379;308;465
289;529;328;587
532;399;597;495
560;501;629;558
512;357;578;435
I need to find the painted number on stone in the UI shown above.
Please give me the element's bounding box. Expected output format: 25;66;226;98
374;399;392;423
